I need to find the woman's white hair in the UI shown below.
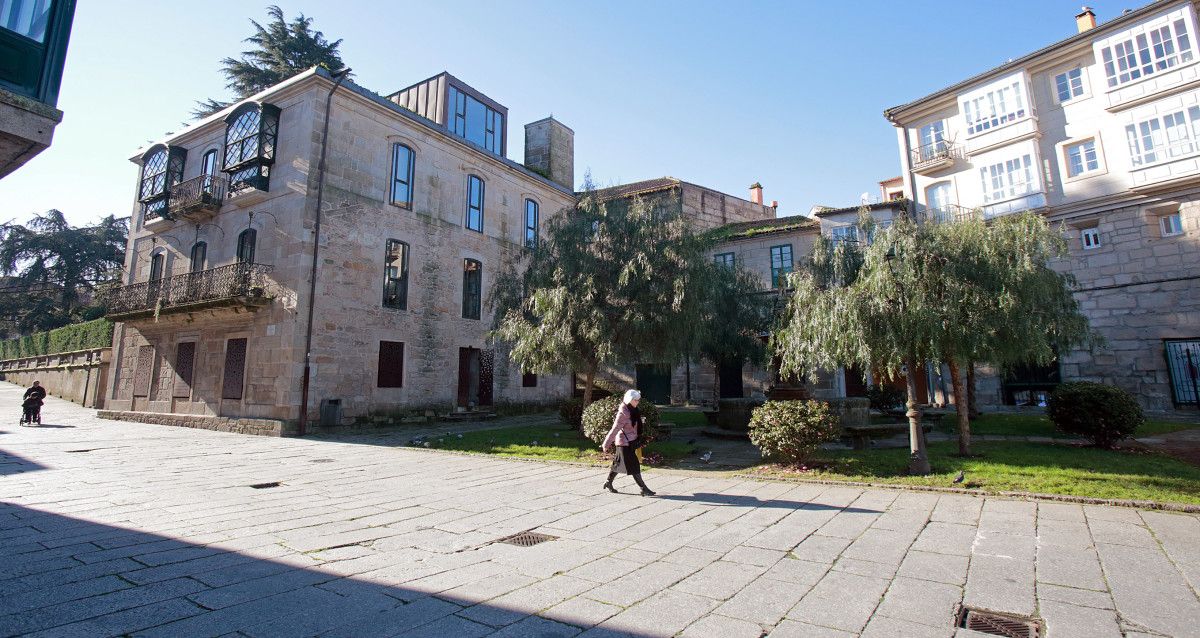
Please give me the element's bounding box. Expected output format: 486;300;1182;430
623;389;642;404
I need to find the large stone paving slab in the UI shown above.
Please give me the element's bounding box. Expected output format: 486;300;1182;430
1;384;1199;637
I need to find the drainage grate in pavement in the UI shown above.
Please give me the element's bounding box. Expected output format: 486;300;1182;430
65;449;96;453
248;481;283;489
497;531;557;547
957;607;1042;638
310;459;335;463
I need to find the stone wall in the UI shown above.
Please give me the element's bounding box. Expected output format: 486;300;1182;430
97;410;291;436
0;348;110;408
681;183;774;230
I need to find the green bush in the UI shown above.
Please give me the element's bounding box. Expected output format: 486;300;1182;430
1047;382;1144;448
866;384;906;411
0;319;113;360
748;400;841;463
559;398;585;428
581;396;667;446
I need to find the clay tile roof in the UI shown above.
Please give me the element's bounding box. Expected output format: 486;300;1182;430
709;215;820;241
585;177;682;201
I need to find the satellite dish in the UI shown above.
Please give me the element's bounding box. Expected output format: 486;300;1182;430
860;192;871;204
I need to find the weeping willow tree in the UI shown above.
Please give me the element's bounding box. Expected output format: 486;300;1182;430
774;208;1093;474
490;183;712;420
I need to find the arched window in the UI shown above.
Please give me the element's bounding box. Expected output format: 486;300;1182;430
390;144;415;208
465;175;484;232
524;199;539;249
926;182;954;221
383;239;409;310
223;102;280;192
148;252;165;281
190;241;207;273
236;229;257;264
138;144;186;222
462;258;482;320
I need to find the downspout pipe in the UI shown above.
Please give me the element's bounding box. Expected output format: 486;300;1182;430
298;67;351;436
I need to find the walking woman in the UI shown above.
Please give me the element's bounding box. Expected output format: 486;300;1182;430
602;390;656;496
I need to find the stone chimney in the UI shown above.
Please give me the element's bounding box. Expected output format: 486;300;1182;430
524;117;574;190
1076;6;1096;33
750;182;763;205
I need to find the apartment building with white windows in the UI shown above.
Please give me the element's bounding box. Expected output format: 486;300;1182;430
884;1;1200;411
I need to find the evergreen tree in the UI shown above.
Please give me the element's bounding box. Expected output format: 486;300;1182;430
774;209;1092;473
193;5;347;118
490;183;712;422
0;211;127;335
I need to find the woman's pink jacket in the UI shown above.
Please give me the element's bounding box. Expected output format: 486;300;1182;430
602;403;638;450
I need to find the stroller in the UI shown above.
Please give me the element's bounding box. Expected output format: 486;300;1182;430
20;396;41;425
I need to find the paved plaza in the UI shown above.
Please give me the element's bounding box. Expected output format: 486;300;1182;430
2;385;1199;637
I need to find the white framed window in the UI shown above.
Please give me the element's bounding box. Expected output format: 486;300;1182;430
1081;227;1102;249
1054;68;1086;103
1100;15;1195;88
1126;106;1200;166
1161;212;1184;236
1064;139;1100;177
960;74;1029;136
916;120;948;161
830;225;859;245
979;153;1037;203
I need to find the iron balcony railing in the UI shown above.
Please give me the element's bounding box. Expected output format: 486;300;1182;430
105;262;273;318
910;141;963;170
923;204;979;224
168;175;228;218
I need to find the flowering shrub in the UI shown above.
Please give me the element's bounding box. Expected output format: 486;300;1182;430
748;400;841;463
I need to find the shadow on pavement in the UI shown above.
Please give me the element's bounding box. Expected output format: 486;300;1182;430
0;448;47;475
655;492;880;513
0;502;659;637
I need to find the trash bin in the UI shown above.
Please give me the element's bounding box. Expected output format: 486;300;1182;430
319;399;342;427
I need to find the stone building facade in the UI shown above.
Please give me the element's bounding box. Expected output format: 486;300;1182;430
884;0;1200;411
103;68;576;431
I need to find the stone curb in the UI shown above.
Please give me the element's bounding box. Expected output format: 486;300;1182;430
382;444;1200;513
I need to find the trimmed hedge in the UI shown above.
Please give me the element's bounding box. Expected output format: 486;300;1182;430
0;319;113;360
748;400;841;463
1047;382;1144;449
581;396;668;446
559;398;585;428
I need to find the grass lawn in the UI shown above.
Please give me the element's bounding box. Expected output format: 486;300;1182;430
943;413;1198;438
659;409;709;428
754;440;1200;505
418;424;697;466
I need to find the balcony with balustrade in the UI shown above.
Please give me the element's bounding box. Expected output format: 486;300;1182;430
105;263;273;321
910;141;962;174
168;175;228;222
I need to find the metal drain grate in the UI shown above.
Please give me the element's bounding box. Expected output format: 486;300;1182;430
497;531;557;547
310;459;335;463
248;481;282;489
65;449;96;453
958;607;1041;638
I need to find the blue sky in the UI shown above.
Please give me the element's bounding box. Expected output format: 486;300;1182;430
0;1;1129;227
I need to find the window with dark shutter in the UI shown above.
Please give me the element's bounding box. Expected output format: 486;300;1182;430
133;345;154;397
522;372;537;388
173;342;196;398
221;338;247;400
378;341;404;388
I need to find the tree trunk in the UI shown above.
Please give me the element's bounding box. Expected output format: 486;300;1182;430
905;356;931;475
684;354;692;404
947;359;972;456
966;363;980;419
582;363;596;436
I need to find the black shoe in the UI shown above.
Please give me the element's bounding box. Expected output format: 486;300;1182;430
603;482;617;493
640;488;656;497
